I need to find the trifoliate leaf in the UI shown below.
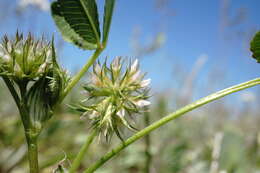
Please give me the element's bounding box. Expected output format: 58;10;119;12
51;0;100;50
250;31;260;63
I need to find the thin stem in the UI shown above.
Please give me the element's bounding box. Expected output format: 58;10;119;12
69;129;97;173
143;112;152;173
83;77;260;173
61;48;103;101
25;133;39;173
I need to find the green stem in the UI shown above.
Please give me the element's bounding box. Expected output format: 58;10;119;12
18;81;40;173
83;77;260;173
69;130;97;173
60;48;103;101
143;112;151;173
25;133;39;173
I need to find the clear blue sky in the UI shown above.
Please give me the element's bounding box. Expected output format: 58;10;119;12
1;0;260;98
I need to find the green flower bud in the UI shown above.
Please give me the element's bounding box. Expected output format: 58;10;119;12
0;32;53;82
75;57;151;141
0;32;70;130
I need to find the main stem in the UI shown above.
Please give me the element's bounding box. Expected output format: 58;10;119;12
26;133;39;173
19;82;40;173
69;130;97;173
83;77;260;173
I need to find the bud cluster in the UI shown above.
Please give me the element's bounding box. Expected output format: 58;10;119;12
76;57;150;140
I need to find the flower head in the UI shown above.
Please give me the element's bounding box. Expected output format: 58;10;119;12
0;32;69;130
76;57;151;140
0;32;54;82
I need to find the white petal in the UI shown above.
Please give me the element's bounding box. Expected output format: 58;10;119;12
94;63;102;74
130;70;141;81
2;54;11;62
131;59;139;72
37;62;48;74
89;111;99;119
135;100;151;107
7;42;12;52
0;44;5;57
112;56;121;69
117;109;125;118
46;49;52;58
140;78;151;88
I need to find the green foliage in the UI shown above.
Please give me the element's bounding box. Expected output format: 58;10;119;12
219;131;248;172
51;0;100;50
51;0;116;50
102;0;115;46
250;31;260;63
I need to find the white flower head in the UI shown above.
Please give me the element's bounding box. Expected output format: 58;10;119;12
76;57;151;140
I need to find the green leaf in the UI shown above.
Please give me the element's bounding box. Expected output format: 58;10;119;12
51;0;101;50
102;0;116;46
250;31;260;63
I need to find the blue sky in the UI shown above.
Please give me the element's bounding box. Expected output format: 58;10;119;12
1;0;260;100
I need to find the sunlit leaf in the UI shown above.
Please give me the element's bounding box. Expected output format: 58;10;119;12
51;0;100;50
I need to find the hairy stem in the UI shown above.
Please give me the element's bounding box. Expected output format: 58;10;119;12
83;77;260;173
69;130;97;173
61;48;103;101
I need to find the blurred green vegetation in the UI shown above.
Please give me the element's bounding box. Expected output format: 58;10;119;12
0;78;260;173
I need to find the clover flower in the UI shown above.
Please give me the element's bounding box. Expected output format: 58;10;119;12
0;32;69;130
76;57;151;140
0;32;54;82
